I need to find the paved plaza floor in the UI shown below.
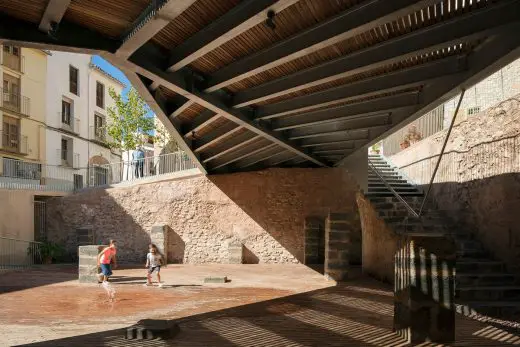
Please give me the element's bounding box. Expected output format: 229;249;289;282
1;264;519;346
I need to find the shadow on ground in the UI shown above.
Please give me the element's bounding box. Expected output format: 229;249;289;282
17;277;520;347
0;265;77;294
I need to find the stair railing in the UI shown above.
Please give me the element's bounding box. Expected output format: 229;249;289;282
368;157;419;218
418;89;465;217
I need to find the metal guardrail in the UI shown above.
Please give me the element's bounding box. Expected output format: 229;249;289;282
58;112;80;134
0;236;43;269
368;157;419;218
1;131;28;154
0;87;30;116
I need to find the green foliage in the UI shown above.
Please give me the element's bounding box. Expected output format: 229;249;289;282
106;87;156;152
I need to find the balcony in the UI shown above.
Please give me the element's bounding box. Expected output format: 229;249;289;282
1;51;24;73
1;131;28;155
57;149;80;169
59;112;80;134
1;88;30;117
90;125;111;145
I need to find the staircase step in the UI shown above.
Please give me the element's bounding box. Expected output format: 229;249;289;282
456;286;520;301
365;192;424;198
456;273;520;286
368;183;414;188
457;260;506;273
368;187;419;192
457;248;488;258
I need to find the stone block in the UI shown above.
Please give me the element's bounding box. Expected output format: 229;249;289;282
394;235;456;344
78;245;106;283
324;212;353;281
204;276;228;283
151;224;169;265
227;239;243;264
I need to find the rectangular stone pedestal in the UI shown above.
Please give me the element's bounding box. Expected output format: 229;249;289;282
227;240;243;264
151;225;169;265
324;213;351;281
304;217;324;264
394;235;456;344
78;245;106;283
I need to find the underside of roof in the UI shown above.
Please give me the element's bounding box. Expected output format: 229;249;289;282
1;0;520;174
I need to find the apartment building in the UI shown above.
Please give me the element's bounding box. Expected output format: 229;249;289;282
0;45;48;181
45;51;124;188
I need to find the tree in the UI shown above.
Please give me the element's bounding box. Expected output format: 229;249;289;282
106;87;156;179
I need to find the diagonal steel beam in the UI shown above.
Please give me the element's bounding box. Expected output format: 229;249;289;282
336;24;520;166
169;99;195;119
125;71;207;174
39;0;71;33
168;0;299;71
209;142;277;171
127;51;329;167
117;0;196;58
193;123;242;153
183;110;219;137
232;146;287;169
232;0;520;107
301;139;357;148
204;0;438;92
255;55;465;120
201;133;261;163
272;93;418;131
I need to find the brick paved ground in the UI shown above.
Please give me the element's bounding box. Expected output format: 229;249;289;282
0;264;519;346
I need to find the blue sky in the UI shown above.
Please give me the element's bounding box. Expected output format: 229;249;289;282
91;55;132;97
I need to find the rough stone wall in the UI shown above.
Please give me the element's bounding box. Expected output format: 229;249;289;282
389;96;520;273
356;193;398;284
46;168;359;264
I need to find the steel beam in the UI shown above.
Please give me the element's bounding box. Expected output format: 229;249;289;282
301;139;357;148
272;93;418;131
168;0;298;71
232;147;287;169
128;52;329;167
255;56;465;120
232;0;520;107
205;0;438;92
126;72;207;174
193;123;242;153
117;0;196;58
336;24;520;166
183;110;219;137
39;0;71;33
288;115;392;139
169;100;195;119
201;133;261;163
209;142;277;170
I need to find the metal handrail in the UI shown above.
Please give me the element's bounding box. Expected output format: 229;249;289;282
418;89;466;217
368;157;419;218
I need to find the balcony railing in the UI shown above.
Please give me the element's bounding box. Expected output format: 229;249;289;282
0;237;43;269
57;149;80;169
1;131;28;154
59;112;80;134
0;88;30;116
0;51;24;73
89;125;109;144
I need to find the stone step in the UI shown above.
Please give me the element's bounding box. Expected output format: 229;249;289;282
368;179;409;185
456;286;520;301
456;273;520;287
457;260;506;273
368;183;414;188
365;192;424;198
456;301;520;318
368;170;400;175
456;247;488;258
368;187;420;193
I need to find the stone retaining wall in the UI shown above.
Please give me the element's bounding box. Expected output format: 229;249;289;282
46;168;360;264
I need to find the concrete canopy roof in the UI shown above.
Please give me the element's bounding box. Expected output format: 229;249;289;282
1;0;520;174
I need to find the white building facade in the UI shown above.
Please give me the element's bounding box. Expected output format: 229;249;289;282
45;52;124;188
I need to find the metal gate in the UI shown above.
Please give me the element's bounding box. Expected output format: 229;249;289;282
33;200;46;242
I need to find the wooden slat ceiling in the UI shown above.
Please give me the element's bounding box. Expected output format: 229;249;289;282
65;0;150;38
152;0;241;49
1;0;517;173
224;0;496;93
191;0;363;74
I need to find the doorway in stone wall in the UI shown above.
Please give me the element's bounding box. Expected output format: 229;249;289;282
304;216;325;274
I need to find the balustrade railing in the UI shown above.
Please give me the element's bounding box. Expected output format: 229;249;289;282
0;87;30;116
0;236;43;269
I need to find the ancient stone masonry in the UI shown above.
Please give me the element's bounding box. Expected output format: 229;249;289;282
394;235;456;344
324;213;351;282
304;217;324;265
151;224;169;264
46;168;361;264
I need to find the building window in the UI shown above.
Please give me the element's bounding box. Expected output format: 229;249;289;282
3;75;20;111
96;81;104;108
467;107;481;116
2;116;19;151
3;45;19;56
61;138;68;161
69;66;79;95
62;99;72;125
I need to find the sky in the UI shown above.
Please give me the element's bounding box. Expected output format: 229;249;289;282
90;55;132;97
